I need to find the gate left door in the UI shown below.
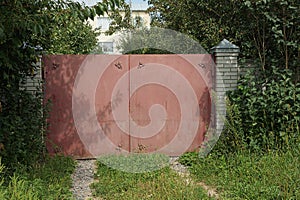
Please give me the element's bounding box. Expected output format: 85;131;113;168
44;55;130;158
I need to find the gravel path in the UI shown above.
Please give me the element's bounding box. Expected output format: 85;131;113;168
71;157;189;200
71;157;218;199
169;157;190;176
170;157;219;199
71;159;97;200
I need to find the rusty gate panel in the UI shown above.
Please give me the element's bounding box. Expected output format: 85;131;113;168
43;55;90;158
129;55;212;156
44;55;131;158
43;54;213;158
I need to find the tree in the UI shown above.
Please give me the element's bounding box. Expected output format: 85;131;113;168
118;27;206;54
105;0;133;35
148;0;300;70
0;0;122;90
47;11;101;55
0;0;123;172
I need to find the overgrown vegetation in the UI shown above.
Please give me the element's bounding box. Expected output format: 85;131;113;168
179;150;300;199
0;156;75;200
177;61;300;199
148;0;299;70
0;89;46;173
178;62;300;199
142;1;300;198
47;11;101;55
0;0;122;173
218;67;300;153
0;0;124;198
118;27;206;54
91;155;211;200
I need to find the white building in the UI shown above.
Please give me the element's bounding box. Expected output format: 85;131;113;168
80;1;150;54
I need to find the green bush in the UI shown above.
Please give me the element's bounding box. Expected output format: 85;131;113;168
0;88;47;174
220;66;300;153
0;0;121;175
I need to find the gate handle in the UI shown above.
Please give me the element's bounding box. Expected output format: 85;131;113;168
198;63;206;69
52;63;60;70
114;61;122;70
138;62;145;69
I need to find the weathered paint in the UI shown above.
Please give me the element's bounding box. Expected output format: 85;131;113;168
43;54;213;158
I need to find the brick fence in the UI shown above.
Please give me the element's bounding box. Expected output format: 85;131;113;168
23;39;240;147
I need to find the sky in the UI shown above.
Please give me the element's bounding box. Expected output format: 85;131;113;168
75;0;149;9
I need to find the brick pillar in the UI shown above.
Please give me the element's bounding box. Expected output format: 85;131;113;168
21;55;43;94
210;39;240;135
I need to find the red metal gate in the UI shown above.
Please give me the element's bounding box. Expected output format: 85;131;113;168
43;54;213;158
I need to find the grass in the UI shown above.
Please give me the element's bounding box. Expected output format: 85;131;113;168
0;155;76;200
1;147;298;200
91;154;212;200
92;149;300;200
185;149;300;199
97;153;170;173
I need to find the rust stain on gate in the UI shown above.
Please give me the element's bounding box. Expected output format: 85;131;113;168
43;54;214;158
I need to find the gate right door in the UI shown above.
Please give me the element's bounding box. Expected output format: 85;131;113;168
128;54;213;156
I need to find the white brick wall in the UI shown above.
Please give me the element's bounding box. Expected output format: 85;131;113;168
20;56;43;94
211;39;240;135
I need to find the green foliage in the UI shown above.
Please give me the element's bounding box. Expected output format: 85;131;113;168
23;155;76;200
118;27;207;54
0;160;7;199
178;151;199;167
221;67;300;152
213;98;248;154
2;176;38;200
90;44;104;54
0;89;46;173
190;150;300;199
148;0;225;51
0;0;122;173
47;13;101;54
0;156;75;200
148;0;300;70
91;158;210;199
105;0;134;35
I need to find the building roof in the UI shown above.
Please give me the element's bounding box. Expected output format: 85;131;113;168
74;0;148;11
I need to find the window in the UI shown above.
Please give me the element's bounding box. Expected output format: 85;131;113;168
97;17;111;31
99;42;114;53
133;16;143;28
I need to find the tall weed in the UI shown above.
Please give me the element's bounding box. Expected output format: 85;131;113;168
220;66;300;152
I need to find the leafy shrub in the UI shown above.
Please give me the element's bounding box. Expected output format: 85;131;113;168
220;66;300;153
0;88;47;174
0;0;120;175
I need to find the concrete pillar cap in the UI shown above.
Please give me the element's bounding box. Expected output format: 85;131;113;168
210;39;240;53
